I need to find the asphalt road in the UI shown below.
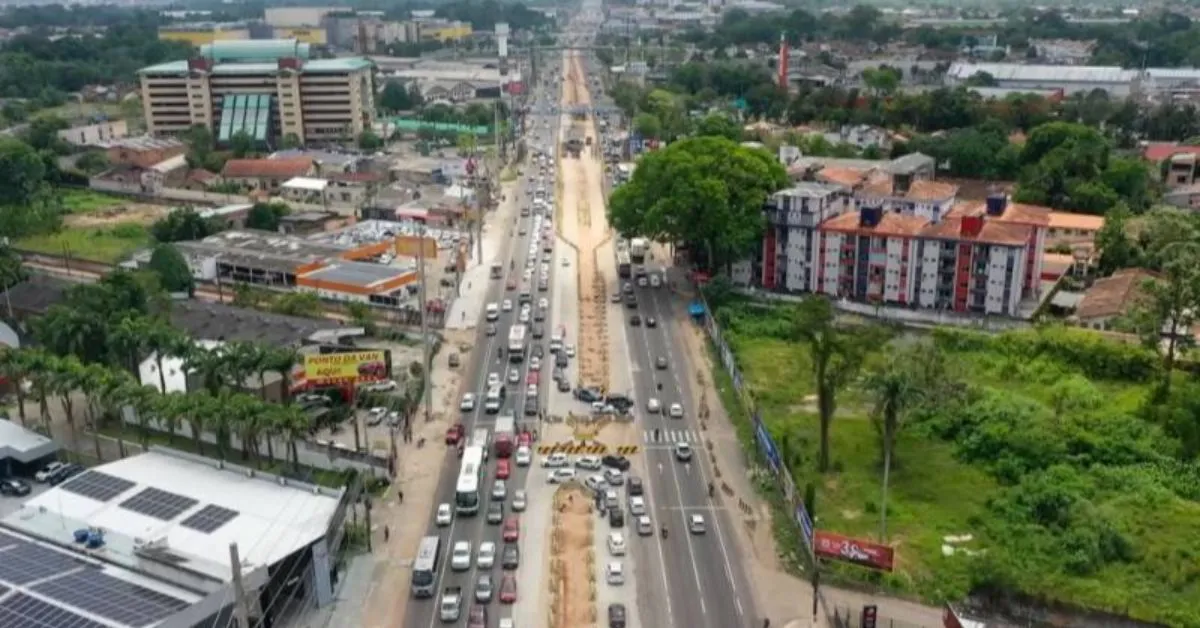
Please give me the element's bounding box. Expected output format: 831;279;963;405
403;77;562;628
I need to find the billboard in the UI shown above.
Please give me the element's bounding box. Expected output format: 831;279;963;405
394;235;438;259
813;530;895;572
303;351;389;387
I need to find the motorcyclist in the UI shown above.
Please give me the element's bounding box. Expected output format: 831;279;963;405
708;482;714;498
660;525;668;539
656;382;662;391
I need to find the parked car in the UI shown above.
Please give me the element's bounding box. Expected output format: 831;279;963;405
48;464;84;485
0;478;31;497
34;461;66;483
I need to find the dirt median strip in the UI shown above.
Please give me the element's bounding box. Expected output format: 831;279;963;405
547;485;597;628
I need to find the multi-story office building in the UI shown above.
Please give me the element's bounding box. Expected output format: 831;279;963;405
138;39;375;146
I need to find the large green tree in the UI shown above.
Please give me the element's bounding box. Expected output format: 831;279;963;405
147;243;194;295
607;136;787;271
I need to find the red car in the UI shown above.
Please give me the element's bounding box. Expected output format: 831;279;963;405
506;277;517;290
502;516;520;542
526;372;539;386
445;423;465;445
517;431;532;447
467;605;487;628
495;459;511;479
499;574;517;604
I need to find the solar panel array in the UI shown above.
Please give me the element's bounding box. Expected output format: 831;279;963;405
0;538;90;585
118;487;199;521
32;571;190;626
57;472;136;503
0;594;111;628
180;504;240;534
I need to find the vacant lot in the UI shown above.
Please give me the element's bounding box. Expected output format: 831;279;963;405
713;300;1200;626
15;189;169;263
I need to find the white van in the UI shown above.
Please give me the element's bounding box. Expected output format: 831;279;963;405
484;385;505;413
486;303;500;321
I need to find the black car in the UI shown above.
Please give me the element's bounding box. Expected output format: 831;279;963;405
524;400;539;416
0;478;31;497
575;387;603;403
532;344;545;359
655;356;668;370
602;455;631;471
532;324;545;339
626;476;643;497
608;603;628;628
608;506;625;528
487;501;504;524
605;395;634;411
502;543;520;570
625;296;637;309
555;353;568;368
629;315;641;326
49;464;84;486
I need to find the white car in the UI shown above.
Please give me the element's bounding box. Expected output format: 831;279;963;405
451;541;472;571
584;474;606;492
515;446;532;466
650;274;662;288
646;398;661;413
518;310;530;324
436;503;453;526
576;455;602;470
607;532;626;556
487;372;501;388
477;541;497;569
669;403;684;419
538;297;549;309
508;368;520;384
499;619;514;628
541;452;570;468
529;356;541;371
636;515;653;536
460;393;476;412
604;468;624;486
491;479;507;500
547;468;577;484
502;299;513;311
512;489;527;511
35;461;67;483
689;513;706;534
629;496;645;516
565;344;576;358
605;561;625;585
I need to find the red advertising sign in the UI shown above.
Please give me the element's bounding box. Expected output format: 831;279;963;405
813;530;895;572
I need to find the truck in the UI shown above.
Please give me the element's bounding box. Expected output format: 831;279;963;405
630;237;648;264
494;415;515;458
508;324;528;361
616;250;632;278
439;587;463;622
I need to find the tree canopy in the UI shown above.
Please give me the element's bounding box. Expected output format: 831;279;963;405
146;243;194;296
608;136;788;270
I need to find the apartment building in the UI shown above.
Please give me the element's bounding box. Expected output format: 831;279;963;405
138;39;375;146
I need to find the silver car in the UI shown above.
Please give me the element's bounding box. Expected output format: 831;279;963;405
475;572;494;603
512;489;527;512
491;479;507;501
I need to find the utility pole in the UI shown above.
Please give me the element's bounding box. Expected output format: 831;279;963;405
418;223;432;424
229;543;250;628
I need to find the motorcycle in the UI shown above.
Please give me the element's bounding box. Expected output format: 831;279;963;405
660;526;668;539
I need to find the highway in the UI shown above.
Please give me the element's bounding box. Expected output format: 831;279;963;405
402;63;562;628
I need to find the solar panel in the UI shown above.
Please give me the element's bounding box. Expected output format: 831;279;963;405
57;471;136;503
0;593;110;628
0;540;91;585
33;570;190;626
118;487;199;521
180;504;240;534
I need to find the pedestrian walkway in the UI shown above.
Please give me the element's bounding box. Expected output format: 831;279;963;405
643;429;698;444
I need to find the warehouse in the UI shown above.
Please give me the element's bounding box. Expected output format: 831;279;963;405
945;63;1140;96
1;448;348;628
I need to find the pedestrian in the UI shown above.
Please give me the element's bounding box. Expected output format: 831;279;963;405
384;526;390;542
398;489;405;504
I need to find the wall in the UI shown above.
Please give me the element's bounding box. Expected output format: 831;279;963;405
86;179;359;214
58;120;129;147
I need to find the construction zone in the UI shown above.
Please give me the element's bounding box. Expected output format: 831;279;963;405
547;485;597;628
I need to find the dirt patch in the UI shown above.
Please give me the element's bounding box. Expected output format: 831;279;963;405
64;203;170;228
547;485;596;628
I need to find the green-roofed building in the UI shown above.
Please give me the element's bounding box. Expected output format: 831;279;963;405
138;39;375;147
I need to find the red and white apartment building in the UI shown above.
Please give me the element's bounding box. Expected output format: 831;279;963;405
751;154;1049;317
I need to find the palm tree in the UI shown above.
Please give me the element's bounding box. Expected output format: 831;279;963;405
51;355;86;455
144;320;185;394
24;350;57;437
269;347;301;406
108;315;151;375
208;392;239;461
183;344;228;395
228;394;263;464
98;372;138;458
863;347;922;541
124;384;160;450
260;404;285;466
276;404;311;472
181;392;215;456
155;391;186;444
80;363;111;462
0;348;31;426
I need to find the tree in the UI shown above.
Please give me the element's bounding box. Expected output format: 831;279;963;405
24;115;70;153
1095;203;1139;275
151;207;220;242
146;244;194;295
244;201;290;232
182;124;222;171
632;112;662;139
0;136;48;206
787;299;886;471
75;150;110;174
358;129;384;151
863;345;922;540
281;133;302;150
695;113;741;141
380;80;416;113
0;242;27;318
0;348;31;426
1129;253;1199;393
228;130;255;159
963;71;998;87
608;136;788;271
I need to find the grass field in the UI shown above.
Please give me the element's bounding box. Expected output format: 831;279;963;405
16;223;149;263
713;301;1200;624
60;188;125;214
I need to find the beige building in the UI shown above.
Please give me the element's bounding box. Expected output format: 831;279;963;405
138;39;375;146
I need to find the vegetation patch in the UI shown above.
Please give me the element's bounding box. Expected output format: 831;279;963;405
60;188;125;214
713;300;1200;625
17;223;149;263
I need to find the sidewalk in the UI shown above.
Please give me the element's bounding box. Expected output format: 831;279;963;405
446;178;523;332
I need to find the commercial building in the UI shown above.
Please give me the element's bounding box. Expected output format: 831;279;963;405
56;119;129;148
220;156;317;193
100;136;187;169
1;448;347;627
0;419;58;477
138;39;376;146
274;26;328;45
158;21;250;45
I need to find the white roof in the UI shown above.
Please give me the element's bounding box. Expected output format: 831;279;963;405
947;62;1138;84
6;449;342;582
282;176;330;191
0;419;58;463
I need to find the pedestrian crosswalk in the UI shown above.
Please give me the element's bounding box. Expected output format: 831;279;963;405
643;429;698;444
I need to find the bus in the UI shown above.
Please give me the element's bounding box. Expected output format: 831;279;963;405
508;324;528;362
411;536;441;597
455;446;485;514
470;428;490;451
616;250;631;278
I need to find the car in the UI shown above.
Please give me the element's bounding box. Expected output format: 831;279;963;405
646;317;657;328
689;513;707;534
669;403;684;419
602;455;631;471
565;344;576;358
35;461;67;483
524;399;539;416
625;296;637;309
512;489;527;511
575;387;603;403
603;489;619;509
576;455;602;470
532;324;545;339
637;276;648;287
445;423;465;445
675;442;693;462
506;277;518;290
491;479;507;501
555;352;568;368
608;603;628;628
502;299;513;311
499;619;515;628
436;503;453;526
364;406;386;426
636;515;653;536
529;356;541;371
487;501;505;524
502;544;520;570
628;496;645;516
607;532;626;556
534;308;546;322
532;344;545;359
508;368;520;384
650;274;662;288
487;372;501;388
515;446;532;466
548;468;576;484
561;257;570;266
486;323;497;336
0;478;31;497
608;507;625;528
451;541;472;571
655;356;668;370
48;464;83;485
518;430;532;447
605;561;625;585
542;452;570;468
611;292;622;303
557;378;571;392
461;393;476;412
502;517;520;542
477;541;497;569
467;605;488;628
646;398;660;413
496;459;511;480
584;474;606;493
538;297;549;309
475;573;494;603
629;315;641;326
518;309;530;324
499;574;518;604
627;476;644;497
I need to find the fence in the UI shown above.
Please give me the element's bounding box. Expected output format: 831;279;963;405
736;288;1033;331
86;179;355;214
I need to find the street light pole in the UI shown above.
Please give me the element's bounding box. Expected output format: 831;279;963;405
418;224;432;424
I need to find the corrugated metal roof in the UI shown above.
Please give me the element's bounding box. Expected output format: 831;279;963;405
948;62;1137;84
200;39;311;62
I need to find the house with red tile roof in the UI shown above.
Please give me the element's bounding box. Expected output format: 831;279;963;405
220;157;316;193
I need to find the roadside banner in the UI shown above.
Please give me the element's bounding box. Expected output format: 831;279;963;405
813;530;895;572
